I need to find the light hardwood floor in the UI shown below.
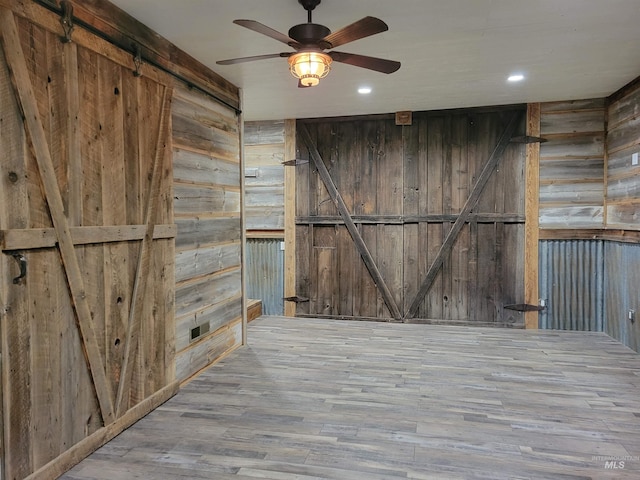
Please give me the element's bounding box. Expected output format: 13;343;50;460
62;316;640;479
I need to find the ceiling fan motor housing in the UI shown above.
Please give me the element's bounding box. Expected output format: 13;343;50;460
288;23;331;46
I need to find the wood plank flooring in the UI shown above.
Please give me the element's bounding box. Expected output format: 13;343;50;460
62;316;640;479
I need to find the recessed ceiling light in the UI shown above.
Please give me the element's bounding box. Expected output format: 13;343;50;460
508;74;525;82
358;87;372;94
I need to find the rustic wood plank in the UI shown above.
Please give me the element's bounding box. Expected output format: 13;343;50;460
402;121;420;315
63;41;81;225
0;26;32;478
284;119;297;317
244;120;286;145
175;269;242;322
540;109;605;135
174;184;240;216
175;217;241;250
539;133;605;159
406;111;523;318
424;116;445;319
608;86;640;130
175;243;241;284
298;124;402;320
525;104;541;329
294;225;311;316
115;86;171;417
540;98;606;113
296;214;525;225
97;57;129;404
31;248;64;468
76;44;108;443
0;7;115;423
1;224;177;250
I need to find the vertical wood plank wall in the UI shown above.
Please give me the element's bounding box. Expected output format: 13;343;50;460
538;99;606;229
0;1;242;477
295;109;526;324
0;5;177;479
172;86;242;382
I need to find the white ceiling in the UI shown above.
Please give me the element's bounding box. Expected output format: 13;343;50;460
110;0;640;121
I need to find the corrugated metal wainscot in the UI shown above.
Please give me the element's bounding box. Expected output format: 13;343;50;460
539;240;605;331
246;239;285;315
605;241;640;351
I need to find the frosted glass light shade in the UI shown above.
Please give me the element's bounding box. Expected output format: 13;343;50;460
288;51;332;87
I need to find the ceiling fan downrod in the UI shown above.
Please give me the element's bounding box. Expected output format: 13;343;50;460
299;0;321;23
290;0;330;45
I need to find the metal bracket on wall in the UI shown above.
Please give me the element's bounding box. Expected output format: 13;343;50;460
504;303;545;312
284;296;309;303
59;0;74;43
282;158;309;166
7;252;27;285
510;135;547;144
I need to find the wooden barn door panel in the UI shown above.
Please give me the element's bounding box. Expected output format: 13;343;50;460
0;8;175;479
295;109;526;324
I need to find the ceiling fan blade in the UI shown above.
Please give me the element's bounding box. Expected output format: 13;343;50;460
217;52;291;65
329;51;401;74
322;17;388;49
233;19;301;48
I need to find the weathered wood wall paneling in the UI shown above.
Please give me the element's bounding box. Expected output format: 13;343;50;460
539;99;605;228
172;85;242;382
244;121;286;231
296;108;526;324
607;82;640;229
0;6;175;479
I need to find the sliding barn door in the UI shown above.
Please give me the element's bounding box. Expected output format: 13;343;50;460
295;109;526;324
0;8;175;479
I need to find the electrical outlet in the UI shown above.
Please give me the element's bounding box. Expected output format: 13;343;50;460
633;153;639;166
628;309;635;324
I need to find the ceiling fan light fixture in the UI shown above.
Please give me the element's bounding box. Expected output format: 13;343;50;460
289;51;332;87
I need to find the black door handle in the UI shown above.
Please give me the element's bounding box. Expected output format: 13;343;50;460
10;252;27;285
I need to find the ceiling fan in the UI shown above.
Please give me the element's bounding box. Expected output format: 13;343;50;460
216;0;401;88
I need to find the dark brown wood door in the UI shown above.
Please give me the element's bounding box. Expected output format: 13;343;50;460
0;8;175;479
294;109;526;324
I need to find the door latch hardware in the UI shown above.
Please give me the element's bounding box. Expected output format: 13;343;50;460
9;252;27;285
